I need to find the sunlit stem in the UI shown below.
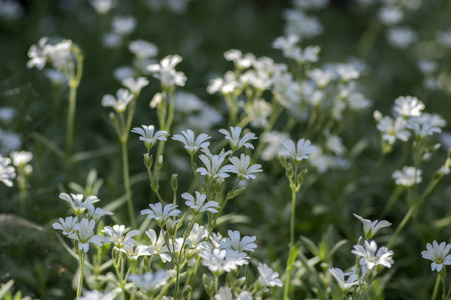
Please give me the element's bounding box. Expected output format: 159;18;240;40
76;251;85;300
121;139;137;229
431;273;440;300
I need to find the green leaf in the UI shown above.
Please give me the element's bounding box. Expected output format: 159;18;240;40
300;235;320;257
72;146;115;162
30;131;65;160
203;274;215;297
327;239;348;260
286;242;300;272
55;234;94;269
0;280;14;299
103;194;127;212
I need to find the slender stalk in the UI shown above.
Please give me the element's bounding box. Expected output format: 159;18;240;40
284;187;297;300
66;82;78;169
121;140;137;229
380;185;404;219
174;263;181;299
432;273;441;300
387;204;416;248
76;252;85;299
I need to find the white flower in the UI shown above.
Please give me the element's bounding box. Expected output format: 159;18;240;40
128;270;168;292
102;225;140;249
224;49;254;69
353;214;391;239
80;289;118;300
284;9;323;39
219;230;257;253
131;125;168;150
378;6;403;26
393;96;424;118
421;241;451;272
89;0;115;14
103;32;122;48
172;130;210;155
0;155;15;187
377;115;410;144
145;229;171;262
386;26;417;50
27;37;49;70
219;127;257;150
196;154;233;179
69;218;104;253
112;16;136;35
308;68;333;88
237;291;253;300
44;40;73;70
85;205;113;222
272;34;300;58
141;203;181;227
392;166;422;187
182;191;219;213
279;138;317;163
101;88;133;113
147;55;187;87
120;243;155;261
215;287;233;300
122;77;149;95
186;223;208;248
329;267;358;293
436;30;451;48
336;64;359;82
199;248;249;276
351;240;394;270
257;263;283;287
418;60;438;75
248;99;272;128
129;40;158;59
52;216;78;236
407;120;442;138
228;154;263;180
59;193;99;215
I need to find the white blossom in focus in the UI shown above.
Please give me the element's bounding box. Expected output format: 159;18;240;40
421;241;451;272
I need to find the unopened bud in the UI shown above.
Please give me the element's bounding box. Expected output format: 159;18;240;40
279;154;287;168
157;155;163;169
182;285;191;298
297;169;308;186
144;153;153;169
215;178;225;193
286;163;294;179
171;174;178;191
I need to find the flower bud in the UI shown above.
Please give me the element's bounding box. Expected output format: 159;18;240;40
166;219;179;236
144;153;153;169
297;169;308;186
157;155;164;169
279;154;287;168
182;285;191;298
215;178;225;193
286;163;294;180
171;174;178;191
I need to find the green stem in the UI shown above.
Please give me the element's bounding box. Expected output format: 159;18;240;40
284;187;297;300
175;263;181;299
76;252;85;299
432;273;441;300
66;82;78;170
387;204;416;248
121;140;137;228
380;185;404;219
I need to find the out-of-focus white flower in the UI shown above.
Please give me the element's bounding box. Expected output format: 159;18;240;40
284;9;323;39
129;40;158;59
59;193;100;215
418;60;437;75
0;107;16;122
147;55;187;88
422;241;451;272
261;131;289;161
257;263;283;287
172;130;210;155
44;69;66;85
224;49;255;70
387;27;417;50
174;92;204;113
128;270;168;292
69;218;104;253
336;64;360;82
393;96;424;118
351;240;394;270
214;287;233;300
196;154;233;179
112;16;136;35
329;267;358;293
0;130;21;154
122;77;149;95
407;114;444;138
114;66;134;81
89;0;115;14
141;203;181;227
199;248;249;276
219;126;257;150
295;0;329;10
131;125;168;150
10;151;32;167
248;99;272;128
102;225;140;249
392;166;422;186
376;115;410;144
102;88;134;113
308;68;333;89
0;0;24;20
145;229;171;262
378;6;403;26
219;230;257;253
272;72;301;107
279;138;317;164
52;216;78;236
353;214;391;239
44;40;73;70
272;34;300;58
182;191;219;213
120;243;155;261
325;135;346;156
103;32;122;49
436;30;451;48
27;37;49;70
80;289;118;300
229;154;263;180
